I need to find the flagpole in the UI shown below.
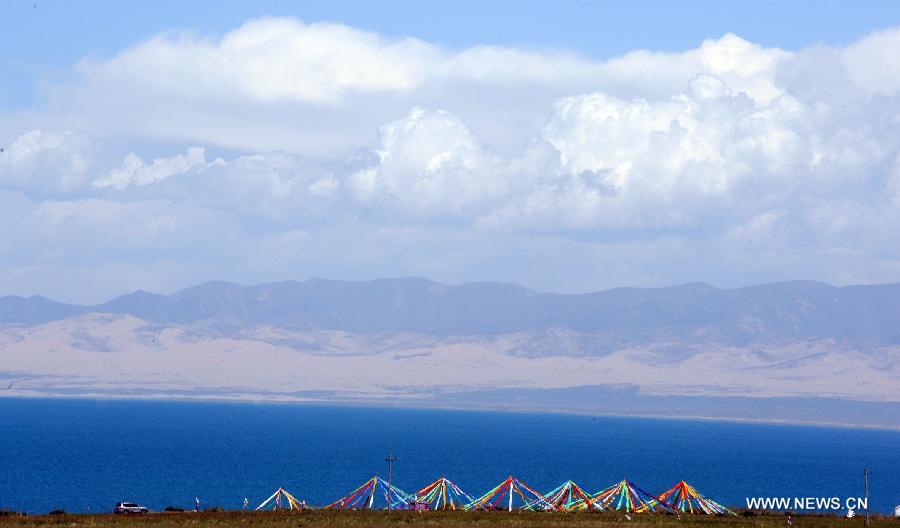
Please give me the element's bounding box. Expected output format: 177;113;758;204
386;454;398;511
863;468;869;528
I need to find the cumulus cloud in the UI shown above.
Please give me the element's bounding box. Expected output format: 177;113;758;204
341;69;899;235
94;147;207;189
348;107;510;218
0;130;95;194
23;19;798;157
4;19;900;302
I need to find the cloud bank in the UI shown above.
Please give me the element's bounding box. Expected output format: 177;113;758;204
2;18;900;302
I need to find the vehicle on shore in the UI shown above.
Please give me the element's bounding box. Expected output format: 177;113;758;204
114;502;149;514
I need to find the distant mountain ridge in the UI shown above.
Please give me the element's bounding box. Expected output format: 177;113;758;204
4;278;900;425
3;278;900;344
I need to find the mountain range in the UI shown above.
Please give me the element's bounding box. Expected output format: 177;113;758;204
6;277;900;341
2;278;899;427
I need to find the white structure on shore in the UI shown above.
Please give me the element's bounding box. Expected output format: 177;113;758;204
894;504;900;517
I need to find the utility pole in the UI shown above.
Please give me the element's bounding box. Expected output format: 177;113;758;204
863;468;870;528
386;453;398;511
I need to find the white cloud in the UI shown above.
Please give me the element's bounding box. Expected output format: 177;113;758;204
4;20;900;301
598;34;788;104
344;74;887;233
0;130;95;194
348;107;509;218
78;18;439;105
839;28;900;96
75;21;788;107
22;19;794;157
94;146;206;189
308;175;340;197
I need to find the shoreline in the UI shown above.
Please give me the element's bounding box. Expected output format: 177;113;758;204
3;392;900;432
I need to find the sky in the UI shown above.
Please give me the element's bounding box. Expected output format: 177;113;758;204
3;0;900;303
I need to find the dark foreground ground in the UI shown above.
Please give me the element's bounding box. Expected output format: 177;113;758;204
1;511;898;528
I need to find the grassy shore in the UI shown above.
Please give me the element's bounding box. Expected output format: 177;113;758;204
1;511;898;528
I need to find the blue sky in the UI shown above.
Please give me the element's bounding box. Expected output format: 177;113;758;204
2;1;900;302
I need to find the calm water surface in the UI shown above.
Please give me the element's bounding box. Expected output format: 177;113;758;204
0;398;897;513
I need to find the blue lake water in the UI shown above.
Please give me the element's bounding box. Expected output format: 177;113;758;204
0;398;898;514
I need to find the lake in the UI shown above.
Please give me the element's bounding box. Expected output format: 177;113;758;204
0;398;897;514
